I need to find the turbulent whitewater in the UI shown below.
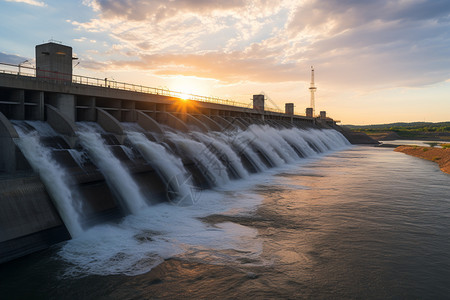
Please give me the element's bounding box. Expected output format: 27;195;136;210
12;121;351;276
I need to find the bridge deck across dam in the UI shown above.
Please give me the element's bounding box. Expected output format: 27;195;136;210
0;73;321;123
0;60;337;123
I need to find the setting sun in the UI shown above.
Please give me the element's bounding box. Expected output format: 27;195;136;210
178;93;190;101
169;75;211;101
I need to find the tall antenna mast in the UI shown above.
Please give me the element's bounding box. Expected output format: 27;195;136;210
309;66;317;116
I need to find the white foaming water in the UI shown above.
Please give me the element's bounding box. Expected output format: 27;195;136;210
250;125;299;163
57;125;352;277
76;123;148;214
192;131;249;179
13;123;83;237
59;184;265;277
297;129;328;152
236;127;285;167
321;129;351;148
229;130;268;172
126;131;195;205
279;128;317;157
166;132;230;187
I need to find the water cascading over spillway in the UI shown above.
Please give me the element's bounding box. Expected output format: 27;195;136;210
233;125;287;167
12;121;84;237
76;122;148;214
299;129;330;152
51;122;353;277
191;131;249;179
160;126;350;186
227;131;268;173
125;131;195;205
11;118;350;244
240;126;350;166
317;129;351;148
249;125;300;164
165;131;230;187
163;126;350;189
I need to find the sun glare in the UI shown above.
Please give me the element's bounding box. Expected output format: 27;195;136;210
170;76;210;101
179;93;190;100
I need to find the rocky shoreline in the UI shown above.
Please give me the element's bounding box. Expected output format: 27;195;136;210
394;146;450;175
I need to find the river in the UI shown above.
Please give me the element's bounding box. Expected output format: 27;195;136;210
1;145;449;299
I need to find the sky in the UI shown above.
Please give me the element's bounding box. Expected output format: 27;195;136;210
0;0;449;125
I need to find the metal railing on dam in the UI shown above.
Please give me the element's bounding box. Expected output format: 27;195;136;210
0;62;285;114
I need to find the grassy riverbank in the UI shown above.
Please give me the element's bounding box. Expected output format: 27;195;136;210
346;122;450;141
395;145;450;174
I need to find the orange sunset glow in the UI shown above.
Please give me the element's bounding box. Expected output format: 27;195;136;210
1;0;450;124
0;0;450;124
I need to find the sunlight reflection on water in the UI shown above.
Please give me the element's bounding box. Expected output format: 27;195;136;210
1;146;450;299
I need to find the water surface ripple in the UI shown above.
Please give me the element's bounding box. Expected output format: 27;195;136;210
1;146;450;299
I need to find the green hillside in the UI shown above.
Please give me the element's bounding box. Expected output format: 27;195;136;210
345;122;450;141
346;122;450;131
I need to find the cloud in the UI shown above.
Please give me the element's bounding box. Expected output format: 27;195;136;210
0;52;29;64
71;0;450;91
285;0;450;88
287;0;450;37
106;50;301;83
5;0;46;7
84;0;247;22
73;37;98;43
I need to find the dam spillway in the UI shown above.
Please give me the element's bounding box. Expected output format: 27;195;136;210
0;43;354;264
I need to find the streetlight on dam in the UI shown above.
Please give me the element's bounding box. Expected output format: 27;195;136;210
18;59;29;75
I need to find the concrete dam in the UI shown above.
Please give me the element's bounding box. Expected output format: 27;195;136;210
0;42;355;264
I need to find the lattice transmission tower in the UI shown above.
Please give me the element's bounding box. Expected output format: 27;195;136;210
309;66;317;116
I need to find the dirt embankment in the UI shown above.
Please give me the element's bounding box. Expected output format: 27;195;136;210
395;146;450;174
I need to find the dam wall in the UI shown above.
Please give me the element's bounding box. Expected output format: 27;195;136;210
0;174;70;263
0;59;348;263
